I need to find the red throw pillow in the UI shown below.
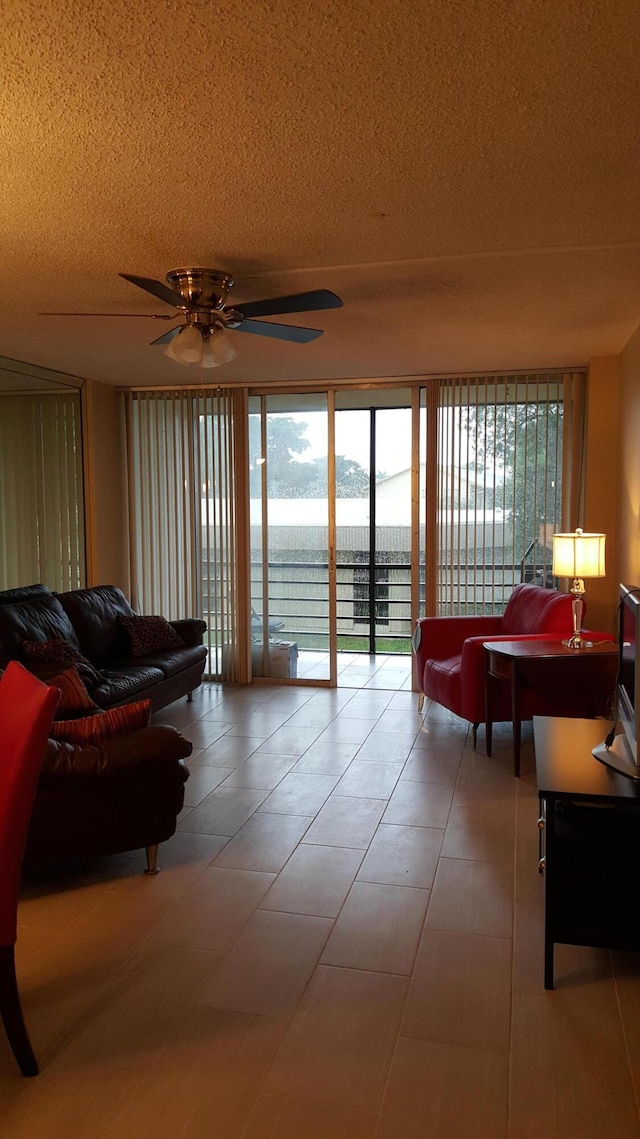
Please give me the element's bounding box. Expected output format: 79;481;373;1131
45;668;99;718
49;699;152;745
118;614;184;657
22;639;103;688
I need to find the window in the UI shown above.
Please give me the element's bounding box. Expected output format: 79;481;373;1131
424;372;585;616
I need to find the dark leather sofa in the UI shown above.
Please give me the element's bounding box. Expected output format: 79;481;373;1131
0;583;208;712
0;586;199;872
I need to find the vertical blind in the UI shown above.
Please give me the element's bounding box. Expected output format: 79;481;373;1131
124;372;587;671
123;388;249;681
433;371;585;615
0;392;85;592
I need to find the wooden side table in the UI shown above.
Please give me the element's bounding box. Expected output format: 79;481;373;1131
484;639;617;776
534;715;640;989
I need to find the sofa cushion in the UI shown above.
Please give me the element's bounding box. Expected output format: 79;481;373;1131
49;698;152;745
91;664;165;708
0;594;81;659
56;585;136;667
45;668;100;717
133;643;208;678
21;638;104;688
118;614;185;657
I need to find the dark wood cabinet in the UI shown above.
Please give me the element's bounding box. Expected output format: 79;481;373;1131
534;716;640;989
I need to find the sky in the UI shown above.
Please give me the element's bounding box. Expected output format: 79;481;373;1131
290;408;415;478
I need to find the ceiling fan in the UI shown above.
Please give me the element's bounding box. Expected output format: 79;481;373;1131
41;268;343;368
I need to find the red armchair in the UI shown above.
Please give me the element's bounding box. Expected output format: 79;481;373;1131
412;583;612;748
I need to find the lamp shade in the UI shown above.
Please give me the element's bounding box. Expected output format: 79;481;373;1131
552;529;606;579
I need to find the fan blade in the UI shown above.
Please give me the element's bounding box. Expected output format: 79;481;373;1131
39;312;176;319
235;289;342;319
120;273;185;309
235;319;323;343
150;325;182;346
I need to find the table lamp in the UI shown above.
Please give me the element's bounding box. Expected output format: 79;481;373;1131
552;528;606;649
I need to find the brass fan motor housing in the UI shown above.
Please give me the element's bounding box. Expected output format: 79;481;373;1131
165;268;235;311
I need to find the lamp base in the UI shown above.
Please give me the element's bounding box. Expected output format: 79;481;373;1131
562;633;594;650
563;584;588;649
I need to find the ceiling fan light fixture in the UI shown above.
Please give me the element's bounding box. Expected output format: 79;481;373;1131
162;322;238;368
164;323;203;364
162;334;189;365
201;327;238;368
162;338;186;365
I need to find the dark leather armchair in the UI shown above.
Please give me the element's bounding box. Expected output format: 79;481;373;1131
24;724;191;874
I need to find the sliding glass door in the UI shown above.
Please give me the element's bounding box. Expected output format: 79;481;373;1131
248;387;416;682
249;393;332;681
334;401;414;654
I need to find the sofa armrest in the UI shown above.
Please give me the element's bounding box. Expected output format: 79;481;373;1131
40;725;192;782
170;618;207;646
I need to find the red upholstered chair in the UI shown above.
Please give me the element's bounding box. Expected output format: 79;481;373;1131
412;583;612;748
0;662;60;1077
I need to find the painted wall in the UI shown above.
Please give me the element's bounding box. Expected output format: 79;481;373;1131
617;324;640;590
82;379;129;592
584;357;621;634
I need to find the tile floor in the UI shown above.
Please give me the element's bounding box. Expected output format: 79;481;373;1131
2;681;640;1138
299;650;413;689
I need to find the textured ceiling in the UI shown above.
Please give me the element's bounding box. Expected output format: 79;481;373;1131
2;0;640;387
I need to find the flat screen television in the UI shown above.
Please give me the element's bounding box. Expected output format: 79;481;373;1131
593;583;640;779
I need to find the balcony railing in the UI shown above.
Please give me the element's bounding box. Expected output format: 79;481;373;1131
240;556;557;655
199;552;556;658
